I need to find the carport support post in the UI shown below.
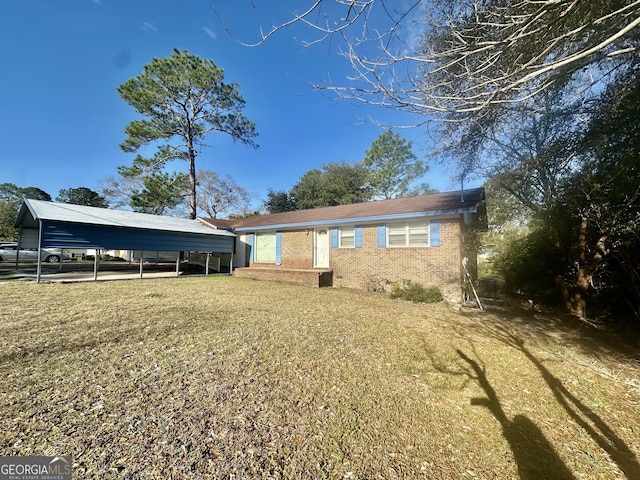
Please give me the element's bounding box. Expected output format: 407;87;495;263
175;254;180;277
205;253;210;276
36;220;43;283
139;255;144;279
94;249;100;281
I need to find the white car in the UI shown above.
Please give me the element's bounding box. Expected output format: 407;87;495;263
0;243;70;263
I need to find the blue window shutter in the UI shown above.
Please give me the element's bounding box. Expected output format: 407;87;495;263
354;225;363;248
430;222;441;247
275;231;282;265
331;228;339;248
377;225;386;247
248;233;255;262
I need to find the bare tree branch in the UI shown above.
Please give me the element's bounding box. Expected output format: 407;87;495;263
212;1;639;122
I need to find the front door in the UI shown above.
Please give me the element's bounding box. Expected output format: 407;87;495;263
314;229;330;268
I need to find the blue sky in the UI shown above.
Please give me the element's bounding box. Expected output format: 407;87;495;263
0;1;470;211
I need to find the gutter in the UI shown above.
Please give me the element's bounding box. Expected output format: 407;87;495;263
234;207;479;232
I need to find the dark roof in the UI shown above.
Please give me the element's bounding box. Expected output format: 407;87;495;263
203;188;486;231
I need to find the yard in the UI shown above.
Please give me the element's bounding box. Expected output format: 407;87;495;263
0;277;639;479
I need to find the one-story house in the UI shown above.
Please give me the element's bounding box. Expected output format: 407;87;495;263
204;188;487;300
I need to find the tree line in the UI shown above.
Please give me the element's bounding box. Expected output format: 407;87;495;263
112;49;432;217
0;125;431;240
265;130;434;214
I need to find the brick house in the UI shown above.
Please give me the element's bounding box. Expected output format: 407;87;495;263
202;188;486;299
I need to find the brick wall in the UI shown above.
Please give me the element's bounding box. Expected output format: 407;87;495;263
281;229;314;269
234;267;332;287
330;219;462;299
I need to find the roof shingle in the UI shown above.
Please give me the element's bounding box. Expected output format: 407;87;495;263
205;188;486;231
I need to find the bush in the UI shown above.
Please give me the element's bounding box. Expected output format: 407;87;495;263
390;282;444;304
492;227;565;305
364;276;412;294
363;275;390;293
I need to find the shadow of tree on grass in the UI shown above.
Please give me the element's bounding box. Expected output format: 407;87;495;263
457;349;576;480
465;304;640;366
483;327;640;479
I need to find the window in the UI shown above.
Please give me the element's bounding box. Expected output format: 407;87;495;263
388;224;408;247
254;232;276;263
408;223;429;246
331;226;362;248
386;221;432;247
339;227;355;248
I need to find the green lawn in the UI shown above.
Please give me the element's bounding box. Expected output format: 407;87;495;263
0;277;639;479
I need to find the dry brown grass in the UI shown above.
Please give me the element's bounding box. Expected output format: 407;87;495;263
0;276;639;479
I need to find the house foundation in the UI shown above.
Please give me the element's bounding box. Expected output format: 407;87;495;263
234;267;333;288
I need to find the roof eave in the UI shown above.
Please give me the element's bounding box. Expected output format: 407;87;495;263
234;207;479;232
14;199;38;228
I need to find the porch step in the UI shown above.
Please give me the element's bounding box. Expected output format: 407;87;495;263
233;267;333;287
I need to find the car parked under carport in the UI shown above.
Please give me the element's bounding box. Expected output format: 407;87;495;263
0;243;70;263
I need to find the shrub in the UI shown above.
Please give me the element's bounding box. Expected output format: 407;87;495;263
388;279;411;293
492;228;564;305
363;275;390;293
390;282;444;303
364;276;413;294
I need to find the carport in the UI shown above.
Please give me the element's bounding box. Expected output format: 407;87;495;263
14;199;236;283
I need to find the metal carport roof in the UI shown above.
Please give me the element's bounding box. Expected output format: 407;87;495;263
15;199;235;253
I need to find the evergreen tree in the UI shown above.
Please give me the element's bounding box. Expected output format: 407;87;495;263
56;187;109;208
363;131;429;199
130;172;189;215
118;48;258;219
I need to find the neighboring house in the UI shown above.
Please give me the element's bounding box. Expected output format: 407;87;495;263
204;188;487;300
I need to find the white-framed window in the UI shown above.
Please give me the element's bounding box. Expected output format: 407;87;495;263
254;232;276;263
387;221;429;247
339;226;355;248
331;225;363;249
